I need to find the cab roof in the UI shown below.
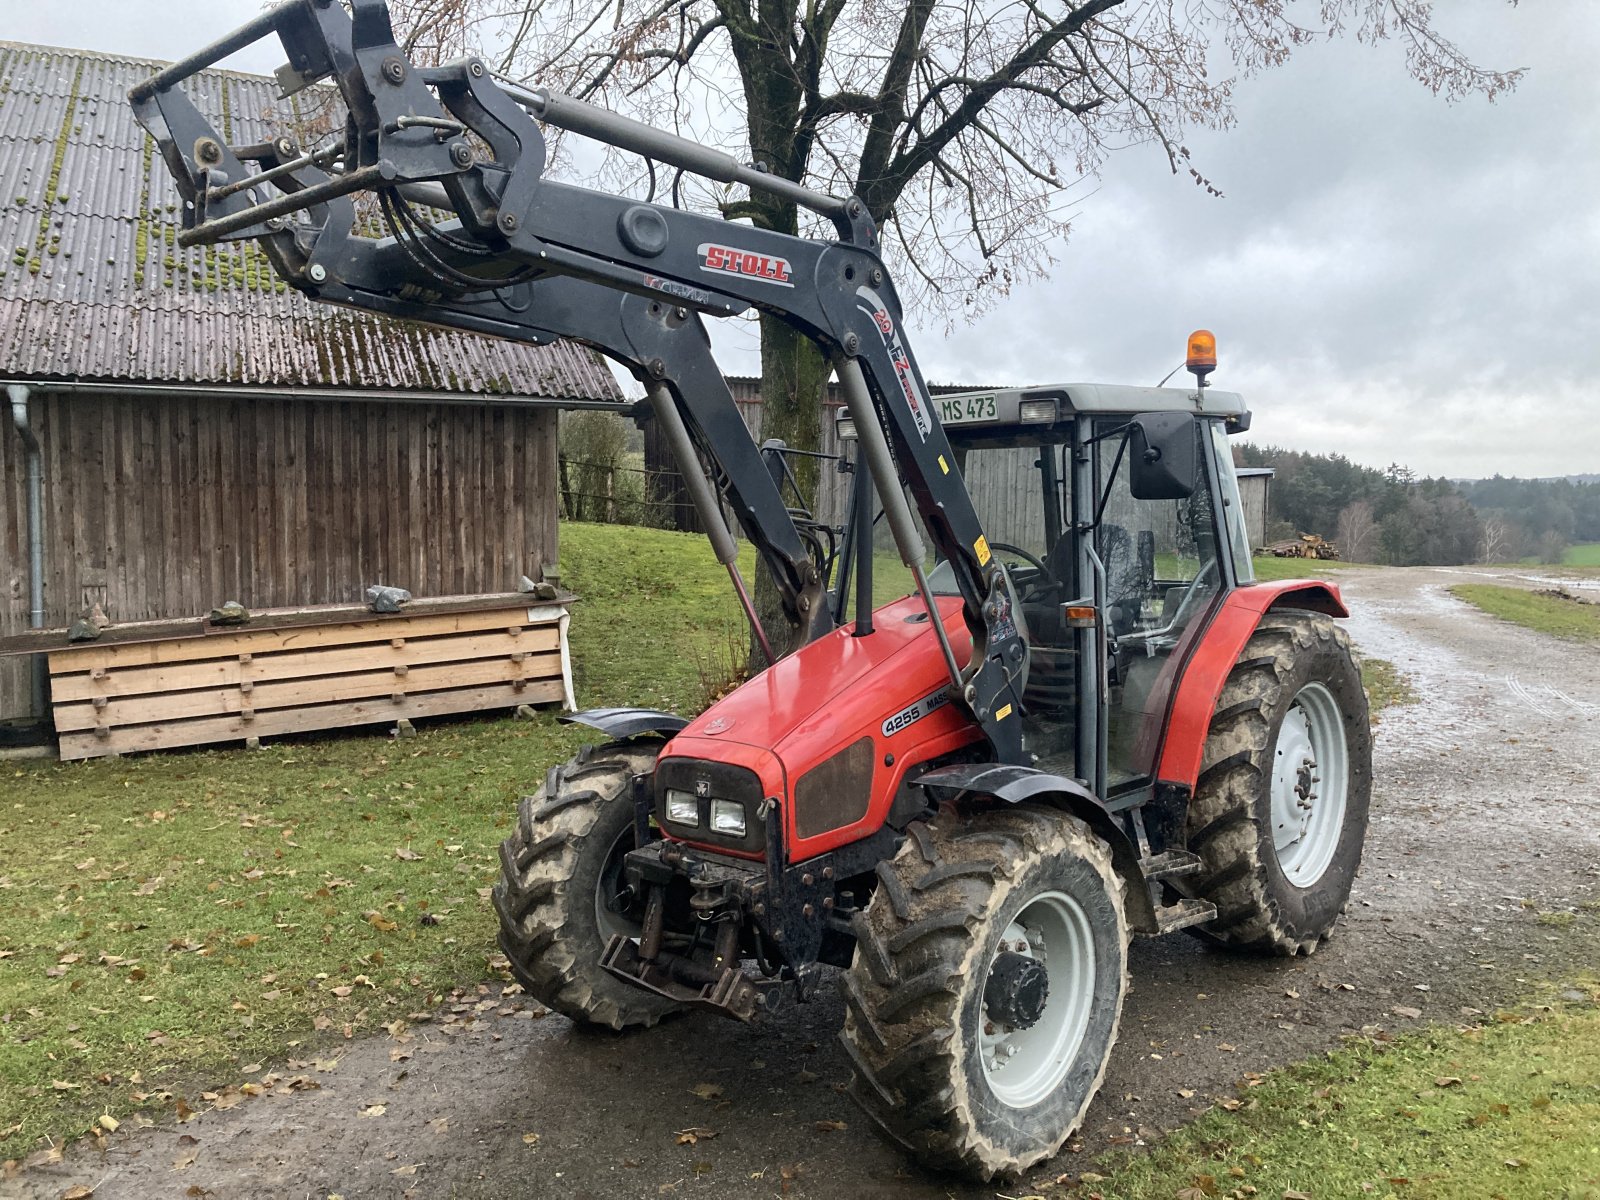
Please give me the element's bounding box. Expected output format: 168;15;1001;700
934;382;1248;428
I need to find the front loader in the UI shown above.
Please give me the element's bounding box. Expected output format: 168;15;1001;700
132;7;1373;1178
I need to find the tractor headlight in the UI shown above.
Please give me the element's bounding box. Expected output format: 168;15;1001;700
665;788;699;827
709;799;747;837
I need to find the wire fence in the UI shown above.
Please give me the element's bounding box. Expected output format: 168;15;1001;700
559;453;690;528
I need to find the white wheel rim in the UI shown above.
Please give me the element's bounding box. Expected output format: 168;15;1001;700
1269;682;1349;887
979;891;1095;1109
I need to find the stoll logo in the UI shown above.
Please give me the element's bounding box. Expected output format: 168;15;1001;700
698;242;794;287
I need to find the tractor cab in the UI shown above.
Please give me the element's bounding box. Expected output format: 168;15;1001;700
839;354;1257;798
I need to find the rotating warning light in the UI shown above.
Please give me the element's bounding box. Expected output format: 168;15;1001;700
1186;329;1217;378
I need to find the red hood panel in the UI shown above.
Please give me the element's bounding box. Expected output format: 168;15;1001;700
677;594;973;756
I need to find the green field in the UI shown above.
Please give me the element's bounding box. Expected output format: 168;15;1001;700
1451;583;1600;643
1564;543;1600;567
1251;554;1376;581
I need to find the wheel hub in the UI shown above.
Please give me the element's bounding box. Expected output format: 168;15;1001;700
984;951;1050;1030
1269;682;1350;887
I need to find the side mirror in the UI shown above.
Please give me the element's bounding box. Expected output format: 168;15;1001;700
1127;412;1198;500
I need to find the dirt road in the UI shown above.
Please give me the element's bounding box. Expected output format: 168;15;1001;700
8;567;1599;1200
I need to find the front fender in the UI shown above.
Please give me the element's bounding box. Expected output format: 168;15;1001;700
560;706;689;741
1155;580;1348;789
914;763;1156;932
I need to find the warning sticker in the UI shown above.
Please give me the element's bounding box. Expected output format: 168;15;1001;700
975;535;992;566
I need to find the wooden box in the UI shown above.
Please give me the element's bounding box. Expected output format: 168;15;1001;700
37;595;574;761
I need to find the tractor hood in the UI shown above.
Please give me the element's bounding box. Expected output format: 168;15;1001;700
660;593;983;858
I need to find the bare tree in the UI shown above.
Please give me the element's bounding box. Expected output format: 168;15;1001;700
1479;513;1512;564
1336;499;1377;565
388;0;1520;472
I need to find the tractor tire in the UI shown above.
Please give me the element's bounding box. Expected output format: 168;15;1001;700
493;738;685;1031
840;804;1128;1180
1186;609;1372;955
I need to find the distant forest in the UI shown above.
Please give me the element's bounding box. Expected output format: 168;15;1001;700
1235;444;1600;565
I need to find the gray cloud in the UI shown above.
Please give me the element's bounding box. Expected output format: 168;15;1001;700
13;0;1595;477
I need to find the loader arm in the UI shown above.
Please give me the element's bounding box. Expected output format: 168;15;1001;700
129;0;1029;761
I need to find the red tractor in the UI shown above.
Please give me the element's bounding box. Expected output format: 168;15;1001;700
134;7;1371;1177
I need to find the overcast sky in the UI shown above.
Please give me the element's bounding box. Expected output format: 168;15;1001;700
12;0;1594;479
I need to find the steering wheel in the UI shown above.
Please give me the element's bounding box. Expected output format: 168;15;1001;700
988;542;1061;603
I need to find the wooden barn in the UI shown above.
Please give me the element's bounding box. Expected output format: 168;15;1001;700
0;41;624;742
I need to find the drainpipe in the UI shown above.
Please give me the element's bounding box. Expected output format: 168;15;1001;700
7;383;46;721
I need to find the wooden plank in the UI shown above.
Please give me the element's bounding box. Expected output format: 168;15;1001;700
49;624;562;701
43;605;556;672
52;650;565;731
58;677;567;760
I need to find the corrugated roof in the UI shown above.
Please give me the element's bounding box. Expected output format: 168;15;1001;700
0;40;623;401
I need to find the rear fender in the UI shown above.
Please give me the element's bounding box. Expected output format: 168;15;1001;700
913;763;1158;933
1155;580;1348;790
560;707;688;741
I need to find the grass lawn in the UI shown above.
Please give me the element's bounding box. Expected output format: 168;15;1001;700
0;521;749;1162
1250;554;1376;582
0;522;1410;1164
1084;982;1600;1200
1563;543;1600;567
1451;583;1600;643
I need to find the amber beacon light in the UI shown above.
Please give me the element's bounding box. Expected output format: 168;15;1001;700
1186;329;1217;382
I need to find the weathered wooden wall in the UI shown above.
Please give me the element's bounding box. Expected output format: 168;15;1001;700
0;390;559;721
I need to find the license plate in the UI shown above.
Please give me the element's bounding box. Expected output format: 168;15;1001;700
938;394;997;425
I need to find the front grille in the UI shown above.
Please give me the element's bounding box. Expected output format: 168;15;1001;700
654;757;766;854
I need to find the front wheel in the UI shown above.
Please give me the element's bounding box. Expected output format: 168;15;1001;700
493;738;685;1030
840;804;1128;1180
1186;609;1373;954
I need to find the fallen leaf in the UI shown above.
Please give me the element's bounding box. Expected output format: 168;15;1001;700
395;847;423;861
392;1164;422;1177
98;1113;120;1132
689;1082;723;1101
814;1119;847;1132
1284;1191;1314;1199
360;1104;386;1118
1435;1076;1463;1088
1392;1006;1423;1020
62;1186;95;1199
522;1133;540;1146
1177;1089;1196;1099
675;1127;717;1145
427;1118;450;1134
173;1148;198;1170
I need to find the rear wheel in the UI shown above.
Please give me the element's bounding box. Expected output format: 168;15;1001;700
1186;610;1372;954
840;804;1127;1180
493;738;685;1030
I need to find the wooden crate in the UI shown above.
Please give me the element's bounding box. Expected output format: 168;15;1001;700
44;597;575;761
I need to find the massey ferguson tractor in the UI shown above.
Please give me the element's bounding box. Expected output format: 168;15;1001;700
133;4;1372;1178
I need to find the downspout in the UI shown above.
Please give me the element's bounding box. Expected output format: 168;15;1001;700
7;384;46;721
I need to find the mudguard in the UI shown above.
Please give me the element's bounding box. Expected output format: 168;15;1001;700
560;707;689;741
913;762;1156;931
1155;579;1347;790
